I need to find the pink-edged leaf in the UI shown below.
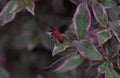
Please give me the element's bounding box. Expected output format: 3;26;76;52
45;50;77;72
24;0;35;15
73;40;103;60
107;7;120;21
92;1;108;27
109;21;120;35
106;37;119;58
70;0;81;5
0;67;10;78
98;62;107;74
117;54;120;70
97;29;112;46
0;0;23;26
84;63;100;78
59;54;83;72
95;73;105;78
105;64;120;78
101;0;117;9
52;35;72;56
65;24;78;40
73;1;91;40
41;33;54;50
85;27;98;45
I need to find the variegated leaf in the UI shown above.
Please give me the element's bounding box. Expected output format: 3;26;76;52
45;50;77;72
24;0;35;15
73;40;103;60
98;62;106;73
59;55;82;72
84;63;100;78
73;1;91;40
117;55;120;70
52;35;71;56
95;73;105;78
0;0;23;26
101;0;117;9
85;27;98;45
65;24;78;40
92;1;108;27
109;21;120;42
105;65;120;78
97;29;112;46
106;38;118;58
107;7;120;21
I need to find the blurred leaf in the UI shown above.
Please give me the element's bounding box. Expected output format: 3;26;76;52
12;32;37;50
11;63;29;78
73;1;91;40
101;0;117;9
70;0;81;5
84;63;100;78
24;0;35;15
73;40;103;60
105;65;120;78
117;55;120;70
92;1;108;27
60;55;82;72
106;38;118;58
0;0;23;26
98;62;106;73
95;73;105;78
97;29;112;46
109;21;120;36
52;35;71;56
52;0;66;14
107;7;120;21
45;50;77;72
0;68;9;78
21;19;37;32
54;72;66;78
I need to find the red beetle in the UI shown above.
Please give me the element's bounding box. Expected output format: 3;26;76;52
51;27;64;43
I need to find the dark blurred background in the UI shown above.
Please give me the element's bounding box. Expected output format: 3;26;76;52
0;0;78;78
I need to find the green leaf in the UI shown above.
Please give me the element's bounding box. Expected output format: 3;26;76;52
107;7;120;21
41;33;54;50
98;62;106;73
73;40;103;60
101;0;117;9
0;0;23;26
97;29;112;46
109;21;120;36
85;63;100;78
45;50;77;72
105;65;120;78
106;38;118;58
65;24;78;40
92;1;108;27
52;35;71;56
24;0;35;15
73;1;91;40
60;55;83;72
